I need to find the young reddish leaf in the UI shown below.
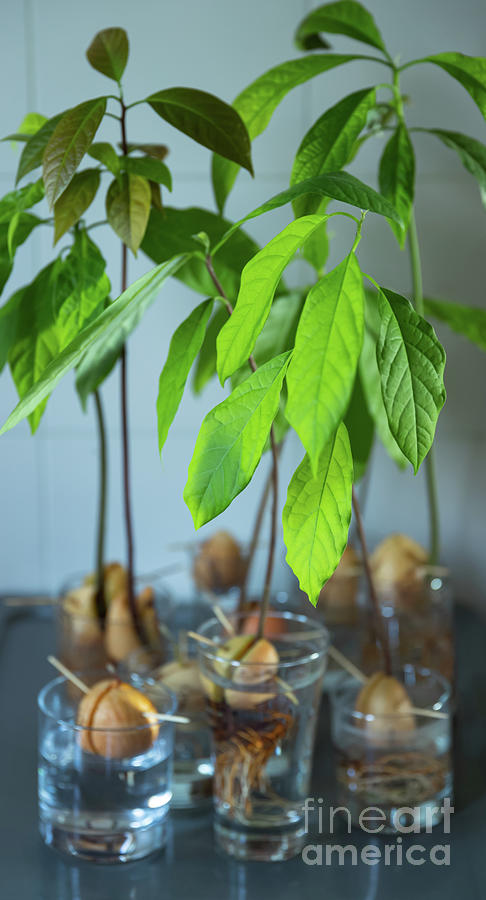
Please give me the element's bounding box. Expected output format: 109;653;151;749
86;28;129;82
53;169;101;244
105;173;151;254
43;98;106;208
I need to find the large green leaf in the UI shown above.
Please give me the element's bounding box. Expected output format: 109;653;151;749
105;173;151;254
53;169;101;243
157;298;214;454
7;233;110;431
359;290;407;468
184;352;291;528
192;304;228;394
43;98;107;208
217;215;326;385
15;113;64;184
86;28;129;82
291;87;376;216
147;88;253;174
211;53;375;212
1;256;189;435
283;423;353;605
142;206;260;300
425;296;486;352
344;369;374;481
286;253;364;473
411;53;486;120
378;124;415;246
7;263;60;431
122;155;172;190
295;1;386;52
0;289;24;373
375;288;446;473
54;231;110;345
213;170;402;254
425;129;486;202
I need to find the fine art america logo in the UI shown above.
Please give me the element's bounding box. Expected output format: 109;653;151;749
301;797;454;867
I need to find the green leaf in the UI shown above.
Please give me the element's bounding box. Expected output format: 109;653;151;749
214;170;402;254
141;206;260;299
86;28;129;82
416;53;486;120
2;112;47;143
344;370;374;481
157;299;214;454
286;254;364;473
1;256;189;435
424;129;486;201
88;142;121;174
53;169;100;243
105;173;151;254
147;88;253;173
55;230;111;345
8;262;62;431
283;423;353;605
0;289;24;372
192;304;228;394
300;199;330;272
217;215;326;384
424;296;486;352
211;53;373;212
122;155;172;191
295;1;386;52
291;88;376;217
375;288;446;473
7;232;110;430
0;179;44;224
43;98;107;208
0;214;41;295
359;290;407;468
16;113;64;184
378;124;415;246
184;352;291;528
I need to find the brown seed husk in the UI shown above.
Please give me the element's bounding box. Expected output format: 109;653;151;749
77;678;159;758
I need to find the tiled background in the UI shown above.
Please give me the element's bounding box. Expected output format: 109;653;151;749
1;0;485;605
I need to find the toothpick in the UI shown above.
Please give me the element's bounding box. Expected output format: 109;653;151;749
327;646;448;720
47;655;89;693
212;604;235;635
274;676;298;706
328;645;367;684
187;631;217;647
47;657;191;725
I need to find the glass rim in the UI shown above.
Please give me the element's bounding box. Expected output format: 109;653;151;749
197;610;329;670
38;674;177;733
331;664;451;722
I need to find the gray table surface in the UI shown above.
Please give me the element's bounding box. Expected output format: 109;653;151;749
1;603;485;900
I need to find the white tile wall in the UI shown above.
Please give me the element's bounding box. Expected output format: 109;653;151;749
0;0;485;607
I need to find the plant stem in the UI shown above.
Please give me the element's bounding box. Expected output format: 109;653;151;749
392;66;441;565
238;445;282;612
408;211;440;564
257;425;278;640
352;486;392;676
204;254;280;635
119;95;142;638
93;389;107;622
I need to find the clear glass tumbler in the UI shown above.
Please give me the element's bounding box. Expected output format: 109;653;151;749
38;673;176;862
126;594;214;810
197;611;329;861
330;665;452;832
